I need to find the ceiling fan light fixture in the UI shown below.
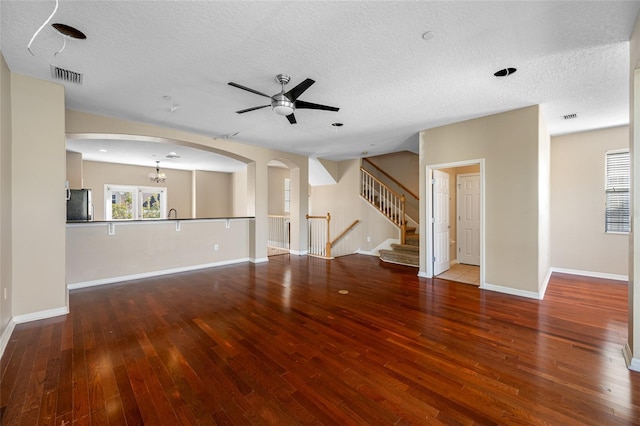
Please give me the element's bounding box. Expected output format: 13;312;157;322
272;97;294;116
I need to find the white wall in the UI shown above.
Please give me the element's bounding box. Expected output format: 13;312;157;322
11;74;67;317
551;126;629;277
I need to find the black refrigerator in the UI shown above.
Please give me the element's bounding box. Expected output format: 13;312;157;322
67;189;93;221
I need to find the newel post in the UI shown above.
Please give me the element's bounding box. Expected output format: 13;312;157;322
326;212;332;258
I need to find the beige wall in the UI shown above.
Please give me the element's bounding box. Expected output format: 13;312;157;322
420;105;546;297
83;160;193;221
367;151;419;196
65;151;83;189
310;159;398;256
11;74;67;316
65;110;309;257
550;126;629;276
66;219;251;285
232;168;249;216
1;53;13;345
268;167;290;216
195;170;233;218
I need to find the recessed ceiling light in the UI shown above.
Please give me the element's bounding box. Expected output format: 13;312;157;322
51;23;86;40
331;122;343;127
422;31;436;41
166;152;180;159
162;95;172;101
361;151;368;156
494;67;517;77
98;148;107;153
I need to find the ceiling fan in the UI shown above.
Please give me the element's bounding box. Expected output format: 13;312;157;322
228;74;339;124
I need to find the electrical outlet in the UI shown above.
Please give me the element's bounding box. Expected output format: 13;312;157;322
214;244;219;251
3;288;7;300
366;236;371;242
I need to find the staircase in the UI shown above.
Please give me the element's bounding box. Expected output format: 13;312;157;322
379;226;419;267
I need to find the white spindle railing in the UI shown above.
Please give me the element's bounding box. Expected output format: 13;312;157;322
306;213;332;258
360;168;406;244
268;215;290;250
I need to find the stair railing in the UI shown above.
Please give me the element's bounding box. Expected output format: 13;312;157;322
267;215;290;251
360;168;407;244
306;214;361;259
306;213;332;258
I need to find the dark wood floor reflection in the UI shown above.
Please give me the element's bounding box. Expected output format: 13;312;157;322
2;254;639;424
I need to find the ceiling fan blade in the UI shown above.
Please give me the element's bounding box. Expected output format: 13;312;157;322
236;105;270;114
284;78;315;101
286;113;297;124
295;100;339;112
228;82;272;98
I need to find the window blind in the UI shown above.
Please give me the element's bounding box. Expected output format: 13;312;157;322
605;150;630;233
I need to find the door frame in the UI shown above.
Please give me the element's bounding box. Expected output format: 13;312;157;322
425;159;485;288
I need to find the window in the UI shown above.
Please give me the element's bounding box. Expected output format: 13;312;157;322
605;150;630;233
105;185;167;220
284;178;291;214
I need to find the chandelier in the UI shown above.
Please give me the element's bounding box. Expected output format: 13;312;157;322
149;161;167;183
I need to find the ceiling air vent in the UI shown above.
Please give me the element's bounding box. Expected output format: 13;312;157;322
50;65;83;85
563;113;577;120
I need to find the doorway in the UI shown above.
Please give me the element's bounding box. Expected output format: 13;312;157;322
425;160;484;287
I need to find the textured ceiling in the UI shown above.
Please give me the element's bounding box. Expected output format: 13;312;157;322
2;1;639;169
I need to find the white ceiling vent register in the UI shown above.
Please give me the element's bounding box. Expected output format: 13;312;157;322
50;64;83;85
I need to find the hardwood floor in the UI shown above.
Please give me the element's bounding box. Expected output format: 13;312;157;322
1;254;639;424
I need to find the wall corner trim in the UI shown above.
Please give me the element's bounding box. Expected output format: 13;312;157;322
0;319;17;359
481;282;542;300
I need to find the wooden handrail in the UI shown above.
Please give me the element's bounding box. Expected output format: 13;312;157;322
331;220;360;246
361;168;403;199
362;158;419;201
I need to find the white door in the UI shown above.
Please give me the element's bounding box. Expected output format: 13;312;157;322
433;170;450;275
457;173;480;266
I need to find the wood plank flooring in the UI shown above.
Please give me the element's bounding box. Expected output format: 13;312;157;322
2;254;640;424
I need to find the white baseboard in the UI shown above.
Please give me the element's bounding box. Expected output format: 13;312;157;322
0;319;16;359
481;282;542;300
14;306;68;324
68;258;250;290
289;249;308;256
550;267;628;282
355;249;377;256
623;342;640;372
250;257;269;264
417;271;430;278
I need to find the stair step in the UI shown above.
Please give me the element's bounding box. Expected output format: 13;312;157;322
405;226;416;233
379;249;419;267
390;243;419;253
405;234;419;246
